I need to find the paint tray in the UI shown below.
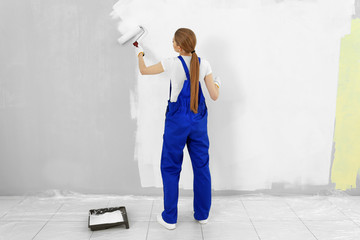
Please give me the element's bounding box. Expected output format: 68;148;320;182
88;206;129;231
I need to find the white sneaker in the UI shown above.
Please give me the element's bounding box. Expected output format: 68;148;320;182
193;211;208;224
198;219;208;224
157;214;176;230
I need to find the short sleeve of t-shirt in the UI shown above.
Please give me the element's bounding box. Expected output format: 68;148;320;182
201;59;212;77
161;58;175;73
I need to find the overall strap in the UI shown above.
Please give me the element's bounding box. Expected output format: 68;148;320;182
177;56;201;80
169;56;201;100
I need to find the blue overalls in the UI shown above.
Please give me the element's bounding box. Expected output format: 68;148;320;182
160;55;211;224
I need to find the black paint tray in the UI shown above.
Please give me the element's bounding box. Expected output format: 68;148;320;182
88;206;129;231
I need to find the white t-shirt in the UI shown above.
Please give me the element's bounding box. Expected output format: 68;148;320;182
161;56;212;102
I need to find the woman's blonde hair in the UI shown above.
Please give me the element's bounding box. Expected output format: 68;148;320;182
174;28;199;114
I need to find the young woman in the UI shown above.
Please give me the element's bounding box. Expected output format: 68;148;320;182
136;28;220;230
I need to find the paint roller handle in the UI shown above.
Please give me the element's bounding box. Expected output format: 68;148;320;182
135;43;145;57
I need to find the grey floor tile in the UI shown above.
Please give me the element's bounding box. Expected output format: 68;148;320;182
1;197;63;221
303;220;360;240
210;197;248;222
0;221;46;240
147;221;202;240
252;220;316;240
33;221;92;240
202;221;259;240
285;196;349;221
243;199;298;221
327;196;360;224
0;197;24;219
90;221;148;240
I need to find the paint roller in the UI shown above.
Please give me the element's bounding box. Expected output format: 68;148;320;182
117;25;147;48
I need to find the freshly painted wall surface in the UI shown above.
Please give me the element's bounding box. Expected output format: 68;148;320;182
331;19;360;190
111;0;355;191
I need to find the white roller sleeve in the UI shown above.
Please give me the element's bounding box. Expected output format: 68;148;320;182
117;26;142;44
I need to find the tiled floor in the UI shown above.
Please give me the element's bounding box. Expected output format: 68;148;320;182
0;193;360;240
